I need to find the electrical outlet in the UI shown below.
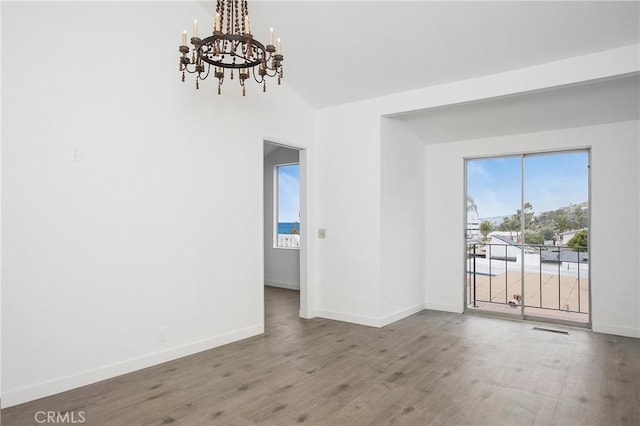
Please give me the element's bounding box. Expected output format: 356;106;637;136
72;148;82;163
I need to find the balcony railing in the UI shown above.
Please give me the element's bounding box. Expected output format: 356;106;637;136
467;243;589;317
277;234;300;248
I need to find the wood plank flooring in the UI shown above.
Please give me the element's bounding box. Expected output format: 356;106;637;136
2;286;639;425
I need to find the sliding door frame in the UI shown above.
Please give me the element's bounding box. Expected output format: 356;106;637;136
463;148;591;329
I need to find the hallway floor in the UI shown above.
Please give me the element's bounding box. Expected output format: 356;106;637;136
3;286;639;425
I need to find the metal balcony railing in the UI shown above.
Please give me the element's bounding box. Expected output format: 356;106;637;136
467;243;589;315
277;234;300;248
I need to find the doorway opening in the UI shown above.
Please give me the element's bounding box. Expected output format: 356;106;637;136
465;150;590;327
263;141;306;321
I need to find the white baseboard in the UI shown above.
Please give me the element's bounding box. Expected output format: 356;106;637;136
299;309;316;319
1;324;263;408
317;302;426;328
592;322;640;338
316;309;384;328
379;303;425;327
265;280;300;290
425;301;463;313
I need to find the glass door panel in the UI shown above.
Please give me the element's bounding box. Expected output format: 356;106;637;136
466;156;522;318
523;151;590;325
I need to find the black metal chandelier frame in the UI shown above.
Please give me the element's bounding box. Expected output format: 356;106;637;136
178;0;284;96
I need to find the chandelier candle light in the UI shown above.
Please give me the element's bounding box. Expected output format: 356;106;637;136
178;0;284;96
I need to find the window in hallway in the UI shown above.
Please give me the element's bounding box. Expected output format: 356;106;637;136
275;163;300;249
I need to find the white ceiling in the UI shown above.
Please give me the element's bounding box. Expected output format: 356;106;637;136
199;1;640;108
395;73;640;143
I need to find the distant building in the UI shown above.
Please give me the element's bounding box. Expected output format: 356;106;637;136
485;232;588;266
560;228;587;245
466;219;480;240
486;234;520;261
540;249;588;264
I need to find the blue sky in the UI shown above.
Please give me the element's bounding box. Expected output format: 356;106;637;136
467;151;589;219
278;164;300;223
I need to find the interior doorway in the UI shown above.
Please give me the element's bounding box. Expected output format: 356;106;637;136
465;150;590;327
263;141;306;318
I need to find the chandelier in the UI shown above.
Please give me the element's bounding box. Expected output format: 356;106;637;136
178;0;284;96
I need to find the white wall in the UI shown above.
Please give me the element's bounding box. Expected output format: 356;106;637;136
1;1;314;406
264;146;300;290
423;121;639;338
312;110;427;327
314;107;382;325
380;118;426;324
313;44;639;337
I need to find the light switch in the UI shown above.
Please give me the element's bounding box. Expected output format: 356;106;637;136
318;228;326;239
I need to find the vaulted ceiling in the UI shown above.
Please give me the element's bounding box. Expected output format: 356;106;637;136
198;1;640;108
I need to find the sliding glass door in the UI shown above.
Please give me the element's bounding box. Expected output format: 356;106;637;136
466;156;522;320
465;150;590;326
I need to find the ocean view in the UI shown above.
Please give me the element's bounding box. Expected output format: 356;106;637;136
278;222;300;234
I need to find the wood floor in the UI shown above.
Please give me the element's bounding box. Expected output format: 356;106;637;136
3;286;639;425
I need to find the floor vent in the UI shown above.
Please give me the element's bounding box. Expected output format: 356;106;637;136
532;327;569;335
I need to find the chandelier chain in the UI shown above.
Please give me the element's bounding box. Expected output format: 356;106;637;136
233;0;239;35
